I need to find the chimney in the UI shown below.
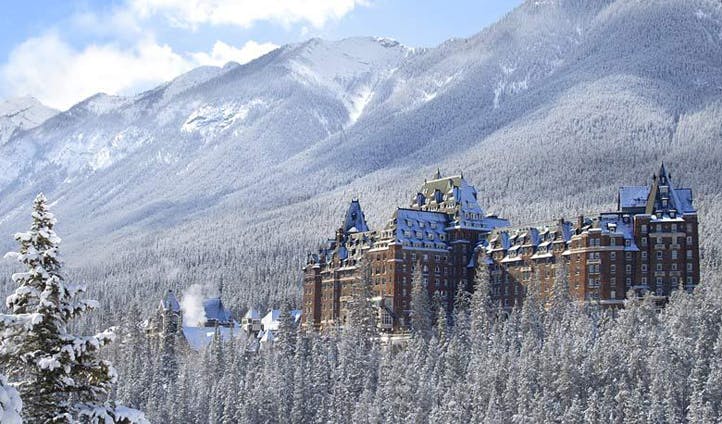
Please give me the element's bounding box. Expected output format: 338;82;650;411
577;215;584;231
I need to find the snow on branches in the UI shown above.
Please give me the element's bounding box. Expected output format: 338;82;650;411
0;193;147;423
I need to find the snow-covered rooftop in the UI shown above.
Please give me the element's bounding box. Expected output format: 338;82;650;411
159;290;181;313
203;298;232;325
343;199;370;233
261;309;302;331
182;325;245;351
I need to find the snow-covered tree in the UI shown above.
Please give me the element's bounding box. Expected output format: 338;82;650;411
410;264;433;339
0;374;22;424
0;194;147;423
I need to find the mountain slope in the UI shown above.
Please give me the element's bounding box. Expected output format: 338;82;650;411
1;0;721;310
0;97;57;145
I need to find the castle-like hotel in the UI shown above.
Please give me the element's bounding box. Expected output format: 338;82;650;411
303;164;700;331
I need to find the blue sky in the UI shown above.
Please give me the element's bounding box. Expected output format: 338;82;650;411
0;0;521;110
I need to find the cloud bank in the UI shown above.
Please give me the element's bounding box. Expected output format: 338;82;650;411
0;34;278;110
0;0;364;110
130;0;367;29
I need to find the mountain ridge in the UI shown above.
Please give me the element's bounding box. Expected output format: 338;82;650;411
0;0;720;277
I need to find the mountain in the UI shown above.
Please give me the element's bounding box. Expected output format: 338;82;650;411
0;97;57;145
1;0;721;309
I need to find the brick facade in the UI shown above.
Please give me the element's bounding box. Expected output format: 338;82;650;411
303;164;700;330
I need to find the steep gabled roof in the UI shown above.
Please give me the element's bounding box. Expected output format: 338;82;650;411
159;290;181;313
343;199;369;233
203;298;232;324
411;171;508;230
618;164;695;216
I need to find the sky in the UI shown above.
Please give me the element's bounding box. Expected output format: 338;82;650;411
0;0;522;111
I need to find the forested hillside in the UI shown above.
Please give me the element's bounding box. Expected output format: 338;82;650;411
1;1;722;420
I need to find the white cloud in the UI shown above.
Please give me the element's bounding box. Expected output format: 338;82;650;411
0;0;361;110
0;34;278;110
190;40;278;67
130;0;367;29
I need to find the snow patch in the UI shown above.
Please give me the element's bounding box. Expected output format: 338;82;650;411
346;85;373;125
181;99;266;137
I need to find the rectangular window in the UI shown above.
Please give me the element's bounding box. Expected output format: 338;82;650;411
687;250;693;259
610;252;616;260
687;263;693;271
672;251;678;260
656;263;662;271
641;224;648;234
687;236;693;244
626;265;632;273
642;264;648;272
611;290;616;299
611;264;616;273
657;251;663;259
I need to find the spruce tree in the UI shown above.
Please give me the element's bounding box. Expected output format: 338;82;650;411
410;264;433;339
0;194;147;423
470;255;493;341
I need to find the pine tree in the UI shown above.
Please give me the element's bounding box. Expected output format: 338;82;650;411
410;264;433;339
470;255;493;342
0;194;148;423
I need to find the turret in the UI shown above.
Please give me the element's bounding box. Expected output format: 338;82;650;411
159;289;181;334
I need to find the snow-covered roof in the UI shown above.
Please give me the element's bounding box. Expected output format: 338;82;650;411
343;199;370;233
593;213;639;251
244;308;261;320
618;186;650;210
409;173;508;231
182;325;244;351
619;164;695;216
672;188;695;214
486;220;574;258
159;290;180;313
388;208;449;249
203;298;232;324
261;309;302;331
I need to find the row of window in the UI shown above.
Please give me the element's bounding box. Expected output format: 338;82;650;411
587;276;696;290
640;223;694;234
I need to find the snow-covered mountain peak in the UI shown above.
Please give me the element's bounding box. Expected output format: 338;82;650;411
278;37;412;125
0;96;57;145
284;37;411;78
